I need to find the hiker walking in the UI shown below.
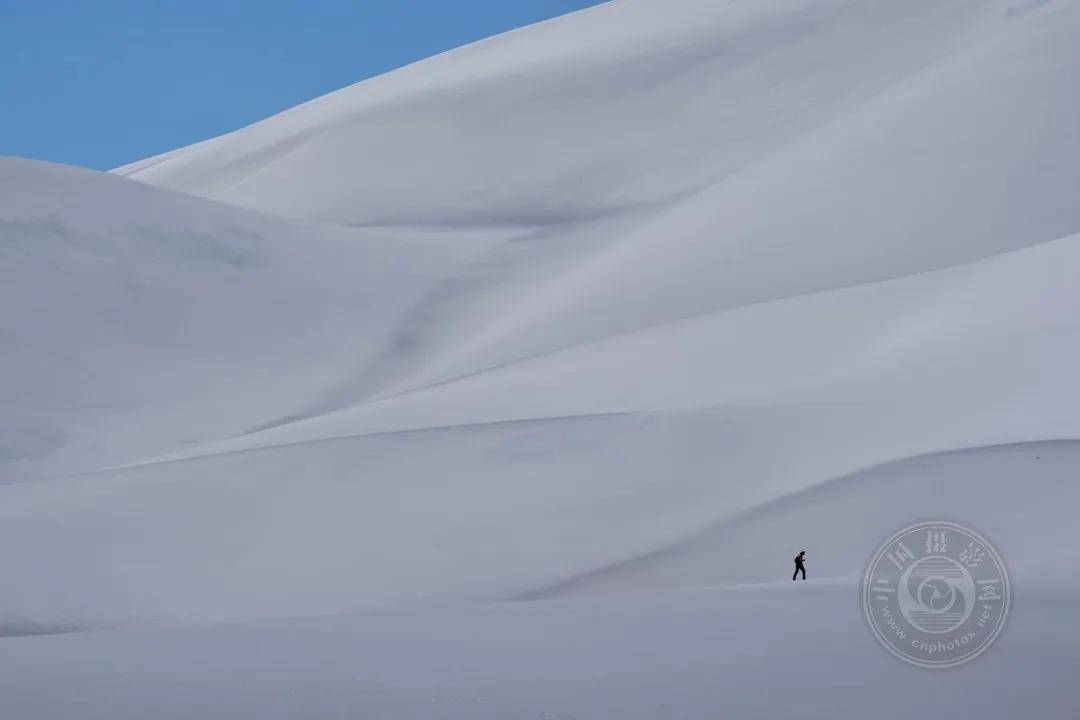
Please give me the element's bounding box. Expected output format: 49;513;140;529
793;550;807;581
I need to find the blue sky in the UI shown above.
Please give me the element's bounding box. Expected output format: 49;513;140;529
0;0;607;170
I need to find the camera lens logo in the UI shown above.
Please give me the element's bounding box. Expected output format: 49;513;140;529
899;555;974;633
862;521;1009;668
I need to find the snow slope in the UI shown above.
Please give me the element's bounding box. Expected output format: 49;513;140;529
2;439;1078;717
4;0;1080;716
0;156;500;480
116;0;1080;402
3;577;1078;720
3;226;1078;627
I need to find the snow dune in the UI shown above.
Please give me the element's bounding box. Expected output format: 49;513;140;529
117;0;1080;403
0;156;499;480
3;0;1080;716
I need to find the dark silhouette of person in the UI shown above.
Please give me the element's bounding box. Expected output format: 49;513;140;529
793;551;807;581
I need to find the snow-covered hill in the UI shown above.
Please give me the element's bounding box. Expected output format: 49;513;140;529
3;0;1080;716
0;156;496;480
115;0;1080;405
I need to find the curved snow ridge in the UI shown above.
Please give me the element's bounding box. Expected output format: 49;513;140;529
0;156;500;481
112;0;1019;226
369;0;1080;392
195;0;1080;411
97;0;1080;448
4;418;1074;630
516;438;1080;600
128;227;1080;468
95;411;637;479
513;575;861;604
366;221;1080;406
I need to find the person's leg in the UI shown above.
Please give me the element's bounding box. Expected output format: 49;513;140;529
800;566;806;580
793;568;798;581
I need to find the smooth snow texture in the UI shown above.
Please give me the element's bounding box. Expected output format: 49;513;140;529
0;156;500;479
3;580;1078;720
3;0;1080;716
116;0;1080;400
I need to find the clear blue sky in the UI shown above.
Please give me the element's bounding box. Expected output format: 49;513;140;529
0;0;607;170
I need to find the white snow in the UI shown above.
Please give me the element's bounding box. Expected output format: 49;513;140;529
0;156;497;480
3;0;1080;716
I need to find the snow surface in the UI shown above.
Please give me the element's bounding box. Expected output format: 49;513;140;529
3;0;1080;716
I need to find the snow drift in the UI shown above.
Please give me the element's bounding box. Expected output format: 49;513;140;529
3;0;1080;716
116;0;1080;404
0;156;494;480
